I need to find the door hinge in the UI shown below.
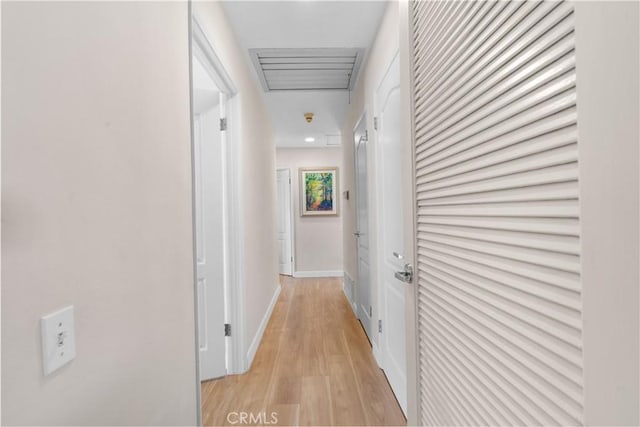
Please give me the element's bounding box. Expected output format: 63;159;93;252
369;306;372;317
291;256;293;262
378;319;383;334
373;117;379;131
224;323;231;337
220;117;227;131
289;176;291;184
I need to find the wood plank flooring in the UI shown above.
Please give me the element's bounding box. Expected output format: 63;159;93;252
201;276;406;426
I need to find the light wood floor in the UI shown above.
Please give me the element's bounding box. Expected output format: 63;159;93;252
201;275;406;426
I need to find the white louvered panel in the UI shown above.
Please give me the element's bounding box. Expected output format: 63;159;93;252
420;124;578;182
415;2;571;108
422;216;580;237
419;156;580;199
418;249;581;327
417;106;577;171
419;198;578;216
419;223;579;255
417;237;580;293
415;4;574;130
411;1;584;425
422;182;579;209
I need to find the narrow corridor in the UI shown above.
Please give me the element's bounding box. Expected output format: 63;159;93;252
202;276;406;426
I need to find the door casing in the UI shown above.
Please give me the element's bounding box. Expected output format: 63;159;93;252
190;10;242;426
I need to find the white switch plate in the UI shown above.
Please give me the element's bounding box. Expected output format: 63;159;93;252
41;305;76;375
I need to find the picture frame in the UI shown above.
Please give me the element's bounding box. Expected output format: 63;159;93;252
299;167;339;216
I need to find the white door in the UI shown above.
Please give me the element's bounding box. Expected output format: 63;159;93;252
354;116;373;340
276;169;293;276
193;77;227;380
375;52;407;413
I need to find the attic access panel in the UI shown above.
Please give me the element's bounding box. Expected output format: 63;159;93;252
249;48;365;91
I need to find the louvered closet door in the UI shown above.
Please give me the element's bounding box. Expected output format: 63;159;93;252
410;1;584;425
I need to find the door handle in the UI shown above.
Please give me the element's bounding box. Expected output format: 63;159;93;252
354;231;361;237
394;263;413;284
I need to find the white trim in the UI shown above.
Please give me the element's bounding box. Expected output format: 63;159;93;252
401;0;419;422
293;270;344;278
191;9;244;380
343;272;357;314
245;284;281;368
187;5;202;426
342;271;358;317
372;341;383;369
225;94;244;375
192;16;237;95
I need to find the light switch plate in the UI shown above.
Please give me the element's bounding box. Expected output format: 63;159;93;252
41;305;76;375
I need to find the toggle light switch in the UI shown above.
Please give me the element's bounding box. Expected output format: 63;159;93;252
41;306;76;375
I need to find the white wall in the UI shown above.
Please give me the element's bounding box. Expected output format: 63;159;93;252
1;2;197;425
575;2;639;425
192;2;279;369
276;147;344;275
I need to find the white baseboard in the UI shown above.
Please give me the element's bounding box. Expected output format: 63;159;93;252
372;340;383;369
245;283;281;369
343;272;357;314
293;270;344;278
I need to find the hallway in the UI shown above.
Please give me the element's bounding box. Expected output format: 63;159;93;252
2;1;638;425
201;276;406;426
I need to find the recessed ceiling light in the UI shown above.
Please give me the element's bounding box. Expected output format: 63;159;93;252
305;137;315;142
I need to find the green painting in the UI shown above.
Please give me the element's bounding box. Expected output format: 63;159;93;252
300;168;338;216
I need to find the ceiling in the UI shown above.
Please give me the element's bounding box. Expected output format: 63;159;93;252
221;0;388;148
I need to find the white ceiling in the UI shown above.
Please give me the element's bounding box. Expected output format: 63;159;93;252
221;0;388;147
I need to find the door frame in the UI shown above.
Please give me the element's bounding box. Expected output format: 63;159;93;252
276;167;295;276
401;0;419;423
190;11;243;426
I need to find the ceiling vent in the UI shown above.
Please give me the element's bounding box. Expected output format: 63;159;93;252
249;48;364;91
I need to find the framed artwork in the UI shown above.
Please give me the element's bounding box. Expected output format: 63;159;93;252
299;167;339;216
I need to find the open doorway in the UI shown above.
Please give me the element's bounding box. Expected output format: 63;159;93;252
190;13;242;425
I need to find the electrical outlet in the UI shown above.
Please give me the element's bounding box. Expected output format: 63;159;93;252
41;306;76;375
